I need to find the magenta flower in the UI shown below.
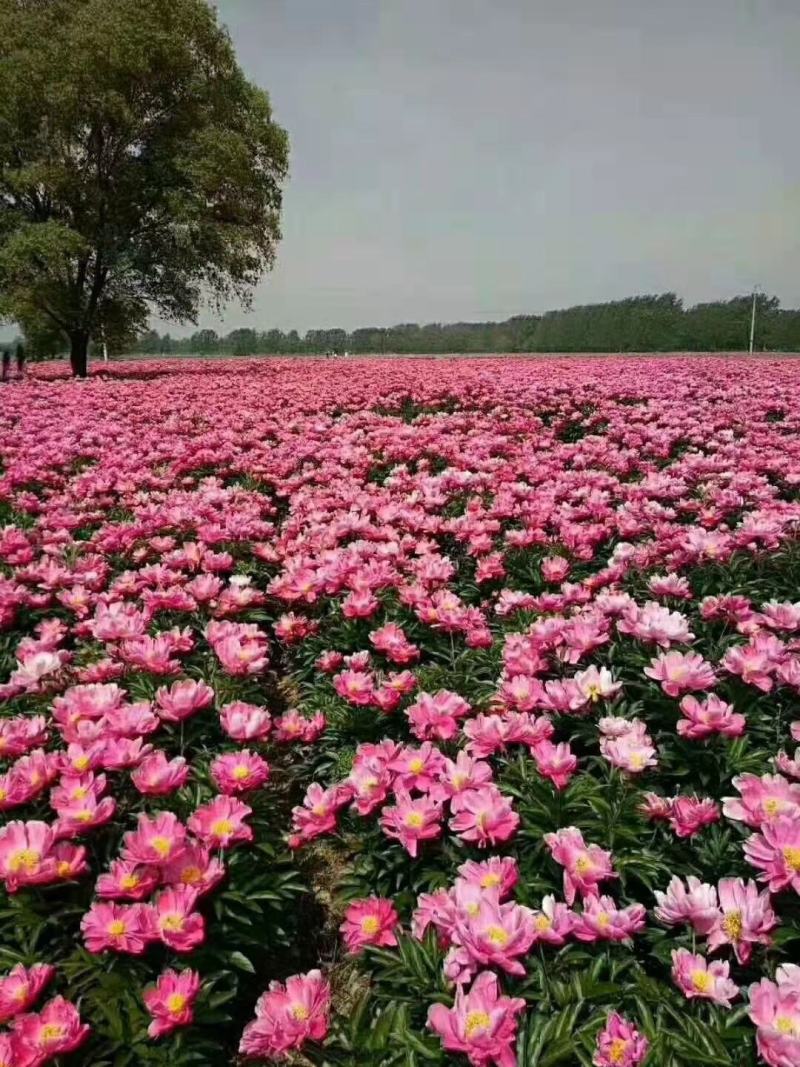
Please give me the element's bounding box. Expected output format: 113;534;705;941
380;789;443;858
449;785;519;847
0;964;55;1025
210;750;270;795
340;897;399;954
544;826;617;905
239;970;330;1059
10;996;90;1062
143;968;202;1038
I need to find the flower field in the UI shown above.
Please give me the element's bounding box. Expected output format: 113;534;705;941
2;354;800;1067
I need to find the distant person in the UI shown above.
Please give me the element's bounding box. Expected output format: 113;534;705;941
15;342;26;379
1;348;10;383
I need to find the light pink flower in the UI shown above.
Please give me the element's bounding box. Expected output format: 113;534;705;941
671;949;739;1007
744;816;800;893
131;751;189;795
653;875;719;934
706;878;777;964
644;650;717;697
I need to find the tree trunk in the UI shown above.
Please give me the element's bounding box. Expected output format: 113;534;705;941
70;332;89;378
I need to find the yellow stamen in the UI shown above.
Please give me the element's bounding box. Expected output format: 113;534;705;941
691;970;713;993
721;910;742;939
486;925;509;946
167;993;187;1014
8;849;40;874
465;1011;490;1038
150;836;171;857
609;1038;629;1064
361;916;380;935
40;1023;66;1043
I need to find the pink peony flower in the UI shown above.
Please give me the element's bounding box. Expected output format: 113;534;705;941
574;896;646;943
654;875;719;934
748;972;800;1067
340;897;399;954
644;650;717;697
677;693;746;739
528;894;575;947
456;857;519;898
161;843;226;896
671;949;739;1007
154;886;205;953
81;901;155;954
143;968;201;1038
380;789;442;858
187;795;253;849
95;860;160;901
121;811;187;866
0;964;55;1025
219;701;272;741
210;750;270;795
723;773;800;829
532;739;578;789
239;970;330;1059
10;996;90;1062
449;785;519;847
155;679;215;723
593;1012;649;1067
448;896;536;982
427;970;525;1067
131;751;190;795
744;815;800;893
544;827;617;905
706;877;777;964
668;795;720;837
406;690;471;742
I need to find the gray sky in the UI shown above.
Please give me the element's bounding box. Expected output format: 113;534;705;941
8;0;800;341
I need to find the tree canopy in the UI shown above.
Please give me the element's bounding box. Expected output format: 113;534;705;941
0;0;288;375
133;292;800;358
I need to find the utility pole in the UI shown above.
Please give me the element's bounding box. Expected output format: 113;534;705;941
749;285;760;354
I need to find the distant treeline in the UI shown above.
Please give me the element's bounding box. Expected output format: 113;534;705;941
134;292;800;356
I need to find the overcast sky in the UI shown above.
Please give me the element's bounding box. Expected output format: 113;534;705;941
15;0;800;340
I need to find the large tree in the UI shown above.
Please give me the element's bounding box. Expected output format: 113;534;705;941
0;0;288;376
